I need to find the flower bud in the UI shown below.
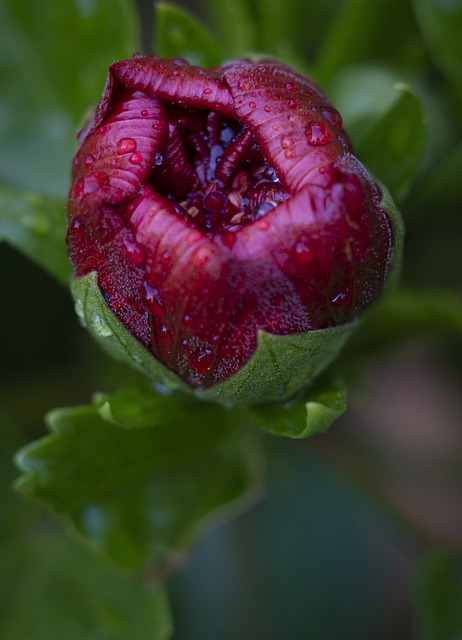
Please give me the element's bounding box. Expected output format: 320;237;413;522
67;55;401;406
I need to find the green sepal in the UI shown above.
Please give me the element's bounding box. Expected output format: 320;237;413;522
72;272;355;407
14;381;262;572
250;376;347;439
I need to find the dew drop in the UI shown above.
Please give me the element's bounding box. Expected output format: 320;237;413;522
322;107;343;130
272;124;280;132
160;249;172;264
192;246;213;267
188;348;214;375
221;231;236;249
280;135;294;149
319;165;328;175
129;152;143;165
203;87;213;96
285;82;297;91
159;324;174;341
153;122;163;131
249;101;257;109
284;148;296;159
142;281;166;316
305;121;333;146
259;219;270;231
183;314;194;328
97;126;107;135
288;99;297;108
187;230;202;245
264;106;271;113
90;314;113;338
117;137;137;155
141;109;149;117
123;237;145;265
293;240;314;264
331;291;351;307
82;153;95;168
74;172;108;197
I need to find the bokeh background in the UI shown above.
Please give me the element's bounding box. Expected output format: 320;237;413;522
1;0;462;637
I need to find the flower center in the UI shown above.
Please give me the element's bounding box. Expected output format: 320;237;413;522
148;105;290;232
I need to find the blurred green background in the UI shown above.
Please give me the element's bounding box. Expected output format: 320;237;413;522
1;0;462;638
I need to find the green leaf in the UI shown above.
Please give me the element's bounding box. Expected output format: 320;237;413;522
15;383;261;571
315;0;418;85
415;552;462;640
251;377;346;439
0;526;173;640
413;0;462;98
0;186;71;285
0;0;138;198
356;84;426;202
155;3;222;67
1;410;172;640
199;0;257;58
344;288;462;359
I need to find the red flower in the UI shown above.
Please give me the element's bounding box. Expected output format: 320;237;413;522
67;55;394;389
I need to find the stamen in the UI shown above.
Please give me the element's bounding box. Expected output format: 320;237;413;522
215;128;254;186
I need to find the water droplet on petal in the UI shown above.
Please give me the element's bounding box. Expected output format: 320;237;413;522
187;230;202;245
322;107;343;129
129;152;143;165
203;87;213;96
82;154;95;168
288;99;297;108
221;231;236;249
159;324;174;341
280;135;294;149
285;82;297;91
284;148;296;159
141;109;149;117
272;124;280;131
259;219;270;231
142;281;166;316
293;240;314;264
305;121;333;146
188;348;214;375
331;291;352;307
249;101;257;109
192;245;213;267
117;137;137;154
123;237;145;265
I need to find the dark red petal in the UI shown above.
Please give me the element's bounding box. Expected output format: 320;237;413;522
111;55;235;118
221;60;349;193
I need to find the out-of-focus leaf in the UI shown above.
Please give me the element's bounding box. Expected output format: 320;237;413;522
1;409;173;640
315;0;418;85
198;0;256;58
0;0;138;198
251;377;346;439
356;84;426;202
413;0;462;98
0;527;173;640
0;187;70;285
155;3;222;67
15;383;262;571
343;288;462;360
415;552;462;640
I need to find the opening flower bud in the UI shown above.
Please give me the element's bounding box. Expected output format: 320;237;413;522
67;55;400;405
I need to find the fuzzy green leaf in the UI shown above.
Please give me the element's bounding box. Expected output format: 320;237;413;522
15;383;261;571
415;552;462;640
155;3;222;67
251;377;346;439
0;187;71;285
357;84;426;202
